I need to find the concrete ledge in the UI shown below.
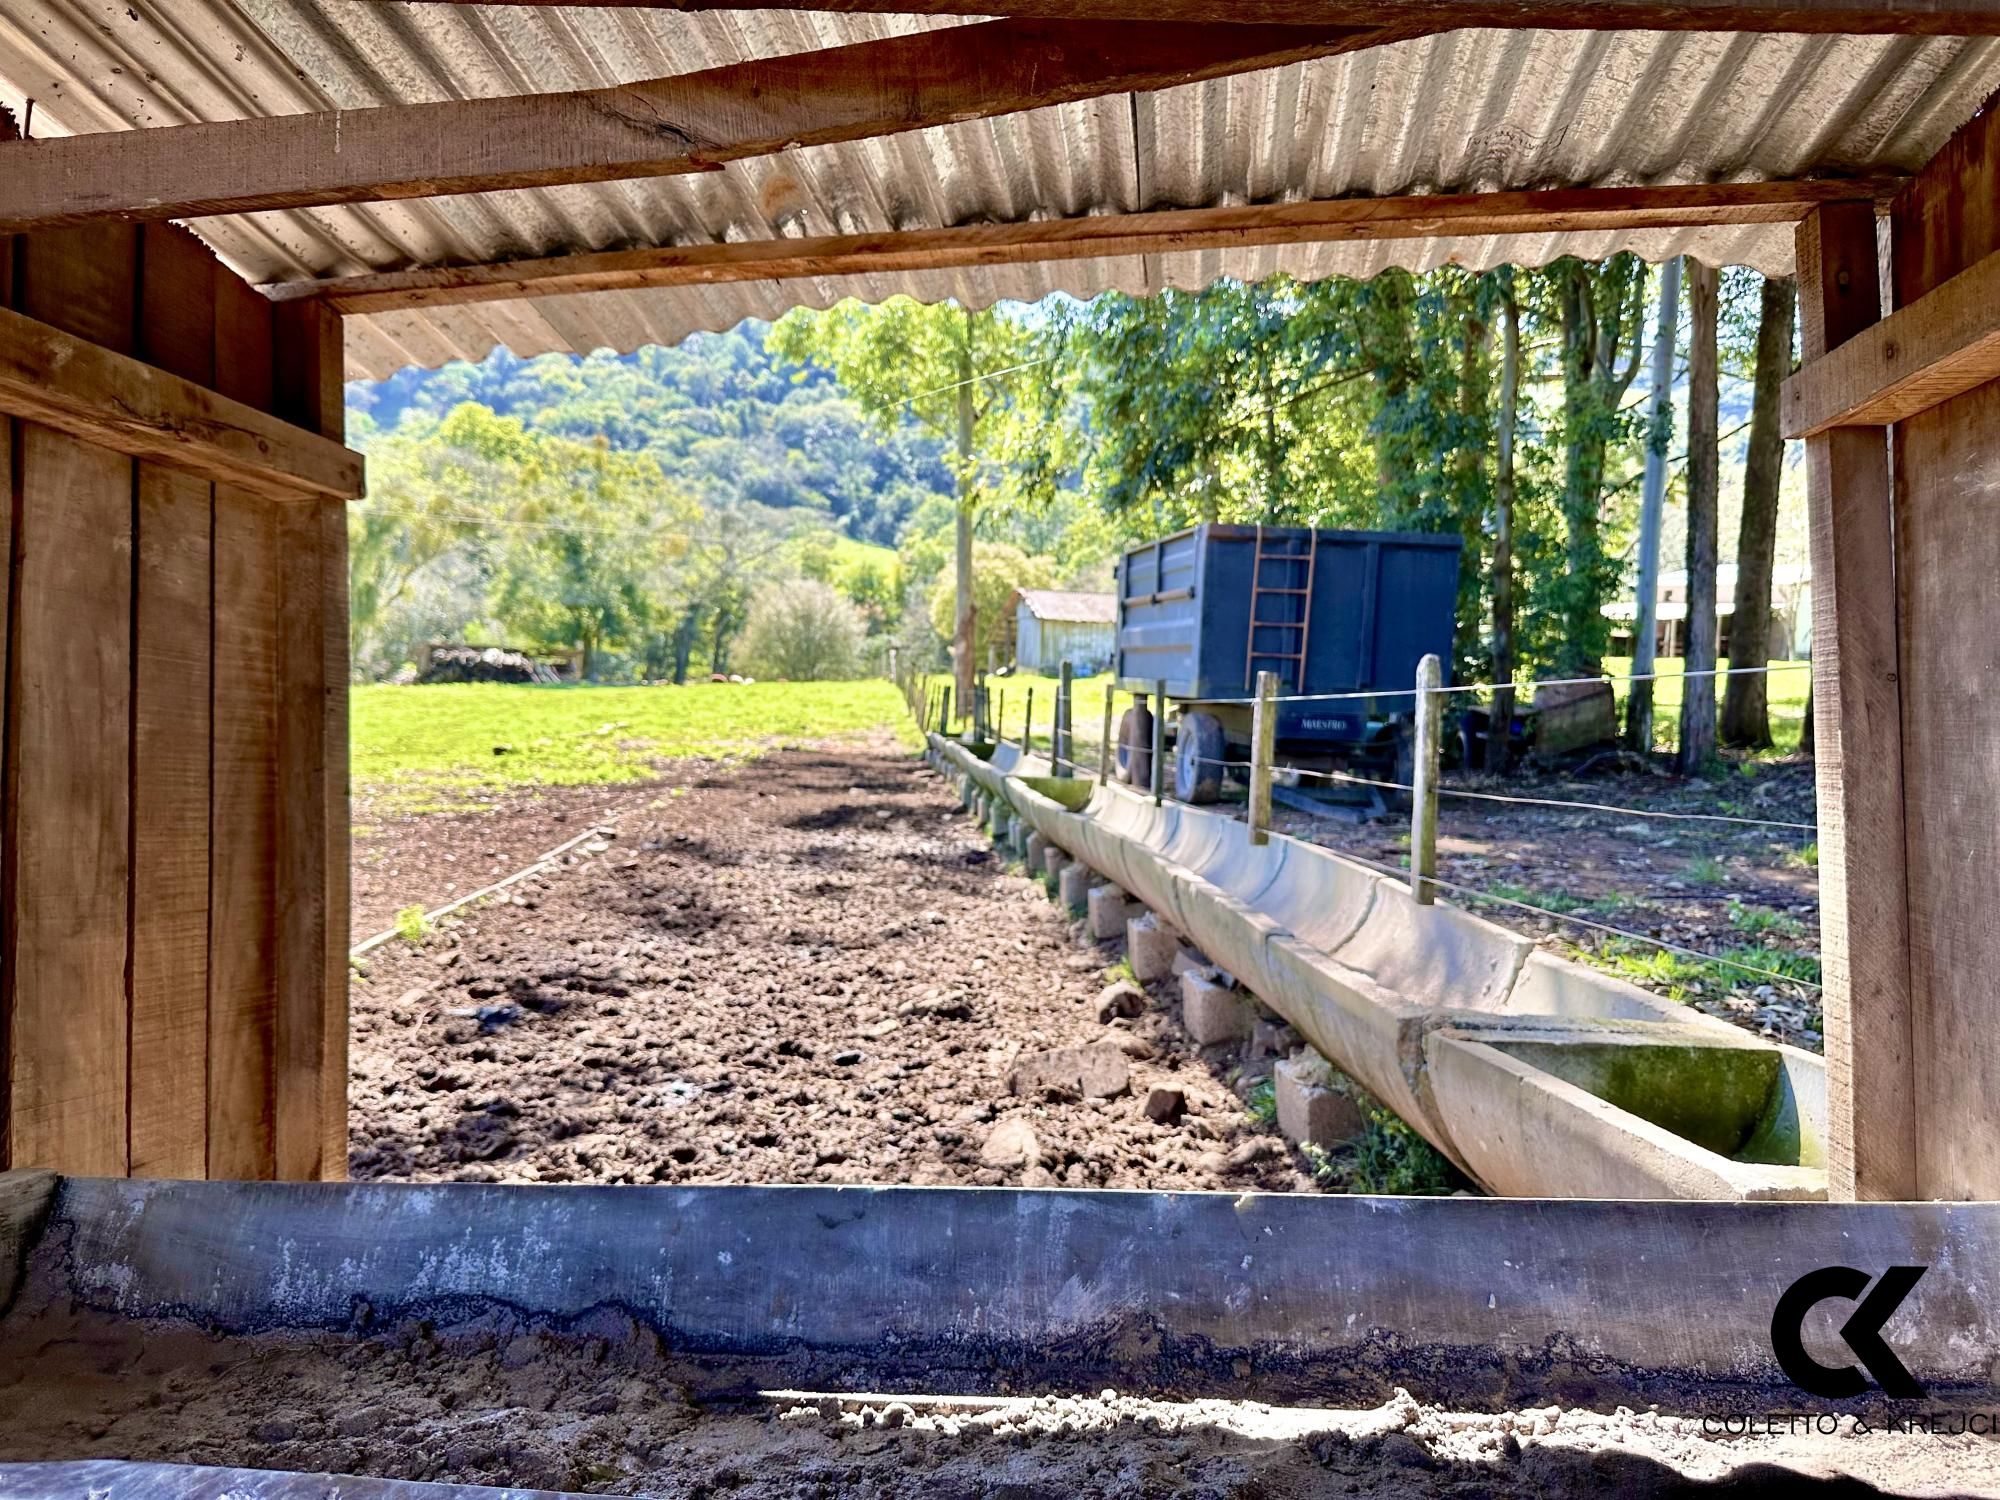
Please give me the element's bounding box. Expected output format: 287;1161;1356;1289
11;1176;1999;1411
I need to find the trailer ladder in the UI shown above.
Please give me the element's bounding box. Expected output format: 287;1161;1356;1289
1245;524;1318;692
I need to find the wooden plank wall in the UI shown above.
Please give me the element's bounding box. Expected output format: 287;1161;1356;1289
1885;97;2000;1201
0;179;352;1180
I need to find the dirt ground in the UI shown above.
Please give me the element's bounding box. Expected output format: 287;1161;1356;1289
348;744;1310;1192
2;1296;1993;1498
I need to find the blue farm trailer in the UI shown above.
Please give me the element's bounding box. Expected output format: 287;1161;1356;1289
1112;524;1462;805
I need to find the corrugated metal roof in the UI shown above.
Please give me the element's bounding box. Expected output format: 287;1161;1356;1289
1017;589;1118;624
3;4;1995;378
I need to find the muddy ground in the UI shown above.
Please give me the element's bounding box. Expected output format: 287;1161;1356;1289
348;747;1309;1192
2;1296;1992;1498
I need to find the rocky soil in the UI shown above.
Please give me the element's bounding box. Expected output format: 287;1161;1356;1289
348;748;1310;1192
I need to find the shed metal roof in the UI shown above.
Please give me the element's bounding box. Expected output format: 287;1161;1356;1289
1016;589;1119;624
3;3;1995;379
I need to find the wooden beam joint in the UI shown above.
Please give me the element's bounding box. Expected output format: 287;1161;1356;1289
0;305;364;503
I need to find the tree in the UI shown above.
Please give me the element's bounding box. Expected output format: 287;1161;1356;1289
769;298;1037;717
1487;270;1522;771
927;541;1059;672
1548;255;1647;676
1626;258;1682;751
485;423;692;680
739;580;867;681
1720;275;1797;749
1678;262;1723;772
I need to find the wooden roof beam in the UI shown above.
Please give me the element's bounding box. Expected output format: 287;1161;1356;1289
363;0;2000;38
0;305;364;503
0;20;1407;235
268;179;1900;316
1783;245;2000;435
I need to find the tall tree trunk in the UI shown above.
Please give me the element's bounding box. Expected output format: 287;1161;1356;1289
1720;275;1797;749
953;308;977;718
1627;257;1682;750
1678;261;1722;773
1488;271;1521;774
1453;291;1491;684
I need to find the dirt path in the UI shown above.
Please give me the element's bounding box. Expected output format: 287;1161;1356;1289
349;747;1306;1193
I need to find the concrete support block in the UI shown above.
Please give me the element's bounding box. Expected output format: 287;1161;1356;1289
1127;910;1180;983
1059;863;1093;912
1025;832;1049;872
1088;883;1132;941
1275;1051;1367;1151
1044;848;1071;883
1181;970;1253;1046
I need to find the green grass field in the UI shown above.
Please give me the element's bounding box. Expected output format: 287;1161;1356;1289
353;679;914;812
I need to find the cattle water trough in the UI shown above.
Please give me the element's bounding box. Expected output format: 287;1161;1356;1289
930;733;1824;1202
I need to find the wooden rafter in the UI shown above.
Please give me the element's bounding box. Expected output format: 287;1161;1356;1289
271;179;1898;315
0;305;364;503
1782;246;2000;435
361;0;2000;37
0;20;1404;235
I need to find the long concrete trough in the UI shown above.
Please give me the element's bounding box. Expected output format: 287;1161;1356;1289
928;734;1826;1201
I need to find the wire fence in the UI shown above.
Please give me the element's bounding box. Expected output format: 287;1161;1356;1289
904;656;1822;1010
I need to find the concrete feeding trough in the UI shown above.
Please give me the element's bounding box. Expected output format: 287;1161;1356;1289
931;735;1826;1202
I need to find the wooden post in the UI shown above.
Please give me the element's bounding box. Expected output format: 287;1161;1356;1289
1796;201;1913;1201
1099;682;1114;784
1411;653;1442;905
996;688;1007;744
940;685;952;736
1023;687;1035;757
890;647;900;705
1151;680;1167;806
1249;670;1277;846
976;671;988;740
1055;660;1074;777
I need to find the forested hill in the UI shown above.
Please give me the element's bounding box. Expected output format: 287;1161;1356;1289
345;322;953;546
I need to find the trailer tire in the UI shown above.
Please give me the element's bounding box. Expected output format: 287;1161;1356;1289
1174;711;1225;804
1116;704;1154;787
1389;723;1417;812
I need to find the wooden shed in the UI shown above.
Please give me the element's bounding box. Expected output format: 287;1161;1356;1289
1011;590;1117;673
0;0;1997;1207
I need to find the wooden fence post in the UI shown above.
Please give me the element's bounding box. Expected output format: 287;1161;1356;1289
996;688;1006;744
1151;679;1167;806
1411;652;1442;905
1099;682;1114;784
940;685;952;736
1055;660;1073;777
1023;687;1034;758
1249;669;1277;846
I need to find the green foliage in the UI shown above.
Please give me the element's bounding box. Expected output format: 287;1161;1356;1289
1728;900;1804;938
1245;1080;1278;1128
394;904;433;945
1784;841;1819;870
738;580;868;681
926;541;1059;669
1591;938;1819;998
1683;854;1728;887
1297;1082;1463;1197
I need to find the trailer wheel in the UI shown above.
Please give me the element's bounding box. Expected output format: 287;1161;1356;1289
1174;711;1225;804
1116;703;1154;787
1389;722;1417;812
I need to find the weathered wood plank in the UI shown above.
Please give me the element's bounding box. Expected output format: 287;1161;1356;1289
207;270;279;1182
276;179;1900;316
6;228;137;1176
129;224;216;1180
1783;246;2000;436
1885;99;2000;1201
361;0;2000;33
1797;201;1914;1203
0;21;1394;233
271;300;345;1182
0;304;361;503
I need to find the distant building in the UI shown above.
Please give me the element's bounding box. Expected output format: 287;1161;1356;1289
1009;589;1117;673
1604;564;1811;661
